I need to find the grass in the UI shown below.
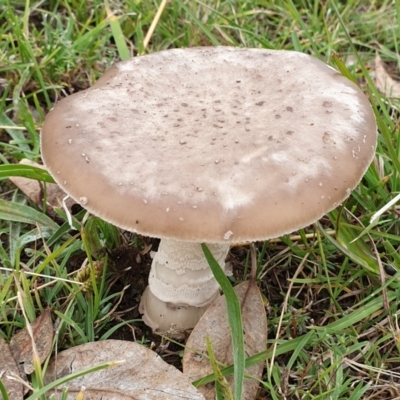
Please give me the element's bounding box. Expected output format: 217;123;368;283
1;0;400;398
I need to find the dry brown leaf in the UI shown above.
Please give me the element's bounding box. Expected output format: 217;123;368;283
44;339;205;400
182;280;267;400
9;159;75;211
0;338;24;400
374;54;400;98
9;308;54;374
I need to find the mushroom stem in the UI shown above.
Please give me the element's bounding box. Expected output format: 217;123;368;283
139;239;230;333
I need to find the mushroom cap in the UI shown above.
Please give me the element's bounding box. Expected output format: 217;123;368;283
41;47;377;243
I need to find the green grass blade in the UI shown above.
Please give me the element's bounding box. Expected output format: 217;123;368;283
201;244;244;400
106;3;130;61
0;112;31;153
0;199;59;230
0;378;10;400
176;1;220;46
0;164;55;183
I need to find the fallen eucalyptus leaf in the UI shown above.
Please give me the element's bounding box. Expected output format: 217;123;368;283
45;339;205;400
183;281;267;400
10;308;54;375
374;54;400;98
0;338;24;400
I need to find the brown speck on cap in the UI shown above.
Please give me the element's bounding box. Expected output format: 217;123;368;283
41;47;377;243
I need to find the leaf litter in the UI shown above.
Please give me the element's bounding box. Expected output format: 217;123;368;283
0;338;24;400
374;53;400;98
9;307;54;375
0;308;54;399
44;339;205;400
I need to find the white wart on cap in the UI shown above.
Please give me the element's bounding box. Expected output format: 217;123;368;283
41;47;377;244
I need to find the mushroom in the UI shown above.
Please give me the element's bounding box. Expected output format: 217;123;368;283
40;47;377;333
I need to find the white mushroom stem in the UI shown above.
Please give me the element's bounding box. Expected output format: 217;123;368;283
138;239;230;332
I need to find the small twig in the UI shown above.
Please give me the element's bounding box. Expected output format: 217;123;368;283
141;0;169;54
0;125;26;130
249;243;257;282
232;230;336;247
0;267;83;285
267;252;310;380
14;274;42;378
345;209;392;329
4;267;83;305
343;357;400;379
370;192;400;224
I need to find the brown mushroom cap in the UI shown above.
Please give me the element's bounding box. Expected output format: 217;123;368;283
41;47;377;243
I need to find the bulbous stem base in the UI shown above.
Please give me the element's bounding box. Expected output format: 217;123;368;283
139;239;230;333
